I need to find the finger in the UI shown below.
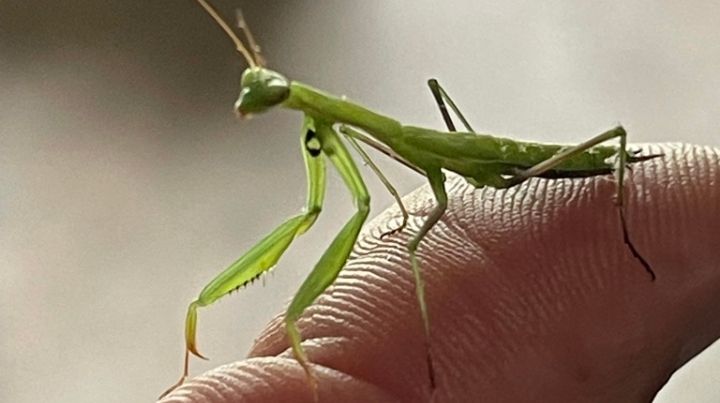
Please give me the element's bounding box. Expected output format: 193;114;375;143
160;144;720;402
158;356;399;402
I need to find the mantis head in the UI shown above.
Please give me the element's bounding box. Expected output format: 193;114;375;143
195;0;288;117
235;67;290;117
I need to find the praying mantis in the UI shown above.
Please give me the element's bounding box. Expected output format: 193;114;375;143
161;0;661;398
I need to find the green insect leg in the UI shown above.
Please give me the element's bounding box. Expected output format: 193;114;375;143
427;78;475;132
503;126;655;280
344;133;409;238
284;121;371;394
407;169;448;390
161;117;327;398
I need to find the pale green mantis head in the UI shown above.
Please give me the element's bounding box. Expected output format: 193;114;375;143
195;0;289;117
235;67;290;117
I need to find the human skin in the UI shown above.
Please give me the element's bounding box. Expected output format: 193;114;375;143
159;144;719;403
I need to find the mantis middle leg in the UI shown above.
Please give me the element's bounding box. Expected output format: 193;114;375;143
344;133;409;238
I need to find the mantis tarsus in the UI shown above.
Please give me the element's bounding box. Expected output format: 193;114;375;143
162;0;661;398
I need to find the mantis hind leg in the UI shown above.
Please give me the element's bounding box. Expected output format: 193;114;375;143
427;78;475;132
408;169;448;391
500;126;656;280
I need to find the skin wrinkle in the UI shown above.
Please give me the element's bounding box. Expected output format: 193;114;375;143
197;374;241;400
160;144;720;403
337;269;396;295
575;179;612;289
345;256;415;293
638;145;664;248
341;264;408;300
276;335;409;398
231;365;274;397
213;364;264;393
173;380;225;402
329;286;396;327
309;299;373;340
324;290;394;341
416;230;473;270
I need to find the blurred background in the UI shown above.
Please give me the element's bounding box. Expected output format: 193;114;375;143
1;1;718;402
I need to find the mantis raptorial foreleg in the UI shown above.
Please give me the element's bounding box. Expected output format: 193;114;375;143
344;133;409;238
161;117;327;397
284;120;371;394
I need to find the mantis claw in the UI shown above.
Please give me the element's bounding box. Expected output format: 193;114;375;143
187;345;208;360
379;201;409;240
158;376;187;400
159;350;191;400
185;301;208;360
379;220;406;240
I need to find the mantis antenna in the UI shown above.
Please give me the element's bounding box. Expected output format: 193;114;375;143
236;9;266;67
195;0;257;68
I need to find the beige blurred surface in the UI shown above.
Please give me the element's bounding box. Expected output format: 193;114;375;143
1;1;718;402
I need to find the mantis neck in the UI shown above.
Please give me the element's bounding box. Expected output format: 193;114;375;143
283;82;403;145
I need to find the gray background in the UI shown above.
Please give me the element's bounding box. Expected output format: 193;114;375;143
1;1;718;402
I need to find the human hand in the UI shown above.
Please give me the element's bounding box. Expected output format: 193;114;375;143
160;144;719;403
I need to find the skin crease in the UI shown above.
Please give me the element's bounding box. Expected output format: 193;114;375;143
160;144;719;403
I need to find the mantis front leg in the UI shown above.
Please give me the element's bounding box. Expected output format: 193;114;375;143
162;116;327;397
284;119;371;382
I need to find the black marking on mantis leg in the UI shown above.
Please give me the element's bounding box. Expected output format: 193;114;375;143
305;128;322;157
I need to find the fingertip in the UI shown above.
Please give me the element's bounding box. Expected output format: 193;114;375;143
157;357;399;403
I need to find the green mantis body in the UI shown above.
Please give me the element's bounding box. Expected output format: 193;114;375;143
162;0;660;398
